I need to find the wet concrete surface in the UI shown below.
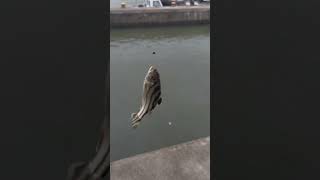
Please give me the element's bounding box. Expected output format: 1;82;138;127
111;136;210;180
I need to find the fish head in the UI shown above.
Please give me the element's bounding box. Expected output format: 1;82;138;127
148;66;157;73
146;66;160;83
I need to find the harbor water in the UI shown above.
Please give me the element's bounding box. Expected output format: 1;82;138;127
110;25;210;161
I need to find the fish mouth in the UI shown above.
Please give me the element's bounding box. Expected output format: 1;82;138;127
146;66;159;81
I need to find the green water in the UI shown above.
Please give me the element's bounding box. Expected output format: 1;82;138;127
110;25;210;161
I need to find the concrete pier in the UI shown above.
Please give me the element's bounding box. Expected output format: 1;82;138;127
111;136;210;180
110;6;210;28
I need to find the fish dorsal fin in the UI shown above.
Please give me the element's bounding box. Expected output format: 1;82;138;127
150;97;162;115
158;98;162;105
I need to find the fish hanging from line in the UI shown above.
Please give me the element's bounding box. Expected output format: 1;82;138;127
131;66;162;128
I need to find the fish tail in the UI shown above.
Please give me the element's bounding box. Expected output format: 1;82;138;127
131;113;142;128
132;119;142;129
131;113;137;119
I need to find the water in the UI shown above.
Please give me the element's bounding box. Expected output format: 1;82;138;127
110;25;210;161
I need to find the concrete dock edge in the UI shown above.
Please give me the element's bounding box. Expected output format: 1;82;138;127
111;136;210;180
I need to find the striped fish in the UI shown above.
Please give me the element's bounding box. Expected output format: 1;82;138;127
131;66;162;128
66;118;110;180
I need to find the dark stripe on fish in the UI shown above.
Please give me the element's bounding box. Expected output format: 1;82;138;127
134;83;159;120
143;85;160;113
136;84;159;118
140;81;158;107
151;92;161;111
132;82;161;127
147;89;161;113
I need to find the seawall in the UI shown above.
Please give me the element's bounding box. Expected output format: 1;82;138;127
110;6;210;28
111;136;210;180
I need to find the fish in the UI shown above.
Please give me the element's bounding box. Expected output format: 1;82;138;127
131;66;162;128
66;118;110;180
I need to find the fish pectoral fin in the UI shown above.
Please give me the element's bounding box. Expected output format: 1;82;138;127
158;98;162;105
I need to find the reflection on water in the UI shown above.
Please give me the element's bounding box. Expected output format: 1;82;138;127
110;25;210;161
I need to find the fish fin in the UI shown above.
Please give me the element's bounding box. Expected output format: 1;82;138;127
66;162;87;180
158;98;162;105
131;113;141;128
149;98;160;115
132;119;141;129
131;113;137;119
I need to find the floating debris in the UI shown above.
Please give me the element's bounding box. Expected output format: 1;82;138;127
168;122;172;126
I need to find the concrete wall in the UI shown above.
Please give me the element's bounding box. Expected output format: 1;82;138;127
110;6;210;28
111;136;210;180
